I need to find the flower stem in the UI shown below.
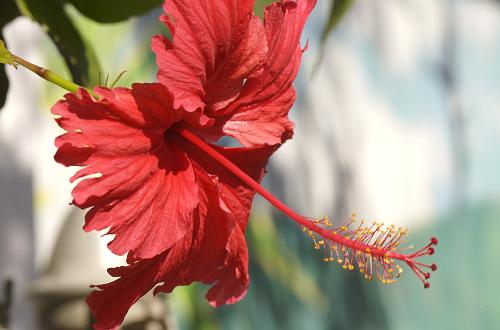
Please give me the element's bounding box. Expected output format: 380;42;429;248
10;53;82;93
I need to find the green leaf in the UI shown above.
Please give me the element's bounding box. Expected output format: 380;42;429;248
0;1;20;109
15;0;100;87
0;52;9;110
64;0;163;23
0;0;20;26
0;40;14;66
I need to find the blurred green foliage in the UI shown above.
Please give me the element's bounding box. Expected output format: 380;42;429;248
64;0;163;23
0;0;19;108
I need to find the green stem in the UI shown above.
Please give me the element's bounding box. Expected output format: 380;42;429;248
11;54;83;93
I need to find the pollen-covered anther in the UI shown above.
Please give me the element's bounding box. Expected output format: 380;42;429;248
313;216;333;227
302;215;437;288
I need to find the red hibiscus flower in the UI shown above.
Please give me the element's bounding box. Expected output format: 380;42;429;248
53;0;317;328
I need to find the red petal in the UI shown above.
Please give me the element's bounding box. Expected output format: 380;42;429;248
216;88;297;147
83;142;198;259
205;223;249;306
52;85;199;259
152;0;267;112
211;0;317;147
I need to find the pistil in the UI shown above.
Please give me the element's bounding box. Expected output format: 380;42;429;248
174;125;438;288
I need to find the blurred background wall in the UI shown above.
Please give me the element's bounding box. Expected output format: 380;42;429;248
1;0;499;329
